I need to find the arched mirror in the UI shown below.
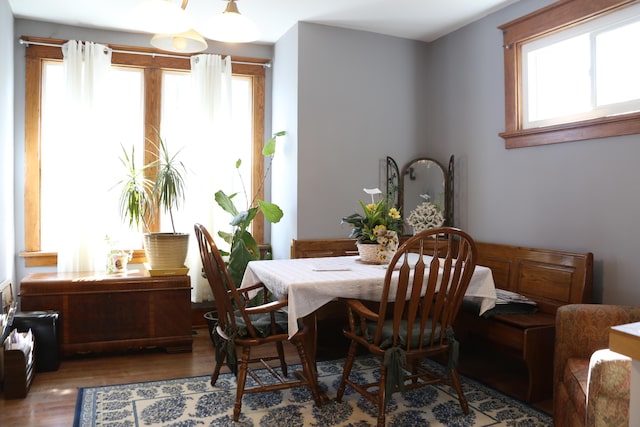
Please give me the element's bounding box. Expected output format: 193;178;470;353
398;155;454;234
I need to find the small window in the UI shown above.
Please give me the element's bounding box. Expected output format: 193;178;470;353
522;3;640;129
499;0;640;148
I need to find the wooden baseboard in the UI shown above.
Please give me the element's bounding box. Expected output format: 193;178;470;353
191;302;216;329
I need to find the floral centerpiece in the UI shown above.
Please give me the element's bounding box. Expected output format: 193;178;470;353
342;188;403;264
406;201;445;233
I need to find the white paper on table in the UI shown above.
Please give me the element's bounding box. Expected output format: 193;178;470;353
311;259;352;271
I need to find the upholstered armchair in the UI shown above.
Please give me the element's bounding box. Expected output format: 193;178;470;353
554;304;640;427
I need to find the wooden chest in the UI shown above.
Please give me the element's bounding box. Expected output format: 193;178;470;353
19;270;192;356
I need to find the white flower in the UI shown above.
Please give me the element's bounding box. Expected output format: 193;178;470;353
407;202;444;233
363;187;382;204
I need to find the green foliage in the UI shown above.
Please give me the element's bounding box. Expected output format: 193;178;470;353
342;196;403;243
215;131;285;286
115;144;154;232
151;134;187;233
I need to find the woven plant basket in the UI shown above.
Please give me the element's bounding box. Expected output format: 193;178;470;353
143;233;189;269
357;243;381;263
357;231;399;265
357;243;397;265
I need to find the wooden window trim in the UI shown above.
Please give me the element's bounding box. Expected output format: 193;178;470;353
20;36;267;267
498;0;640;149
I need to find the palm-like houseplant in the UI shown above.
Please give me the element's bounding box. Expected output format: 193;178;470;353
215;131;285;286
117;133;189;270
116;144;154;233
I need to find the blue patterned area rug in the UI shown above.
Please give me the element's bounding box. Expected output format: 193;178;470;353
73;356;552;426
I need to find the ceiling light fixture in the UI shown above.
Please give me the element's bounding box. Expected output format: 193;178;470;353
151;29;208;54
201;0;260;43
135;0;208;54
132;0;260;52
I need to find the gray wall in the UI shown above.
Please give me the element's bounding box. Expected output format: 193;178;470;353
271;23;431;260
1;1;15;291
271;0;639;306
270;25;299;260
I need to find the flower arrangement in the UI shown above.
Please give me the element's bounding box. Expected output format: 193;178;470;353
342;188;403;244
406;201;444;233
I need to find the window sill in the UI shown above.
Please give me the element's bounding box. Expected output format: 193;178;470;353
500;112;640;148
21;245;272;268
20;250;148;268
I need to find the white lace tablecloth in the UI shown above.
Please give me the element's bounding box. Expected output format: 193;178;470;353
240;255;496;338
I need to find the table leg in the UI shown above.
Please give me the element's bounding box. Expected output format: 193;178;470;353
302;312;318;375
297;312;332;404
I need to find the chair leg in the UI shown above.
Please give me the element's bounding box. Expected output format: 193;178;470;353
210;349;227;386
233;346;251;422
450;367;469;415
377;364;387;427
336;340;358;402
410;358;419;384
275;341;288;377
293;338;322;406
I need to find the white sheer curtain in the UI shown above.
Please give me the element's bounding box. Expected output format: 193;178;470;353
57;40;114;272
183;54;233;302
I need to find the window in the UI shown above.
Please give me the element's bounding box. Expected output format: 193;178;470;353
523;4;640;128
499;0;640;148
40;62;145;251
21;37;267;267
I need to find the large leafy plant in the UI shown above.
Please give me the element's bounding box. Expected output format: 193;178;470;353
215;131;285;286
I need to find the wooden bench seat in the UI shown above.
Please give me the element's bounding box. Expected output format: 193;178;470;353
290;238;359;259
454;242;593;402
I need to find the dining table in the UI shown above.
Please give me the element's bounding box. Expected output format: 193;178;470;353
240;254;497;339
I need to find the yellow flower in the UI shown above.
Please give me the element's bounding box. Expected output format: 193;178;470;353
366;203;377;212
373;224;387;236
388;208;401;220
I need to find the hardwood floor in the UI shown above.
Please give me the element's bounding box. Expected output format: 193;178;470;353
457;344;554;415
1;329;226;426
0;327;552;426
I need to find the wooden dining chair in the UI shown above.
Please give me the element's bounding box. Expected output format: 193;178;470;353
194;223;322;422
336;227;478;427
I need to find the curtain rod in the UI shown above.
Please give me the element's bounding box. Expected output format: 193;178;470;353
18;38;271;68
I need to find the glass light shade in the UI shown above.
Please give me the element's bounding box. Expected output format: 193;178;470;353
201;1;260;43
130;0;193;35
151;30;208;53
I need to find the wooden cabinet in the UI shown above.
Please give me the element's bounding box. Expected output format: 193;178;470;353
19;271;192;356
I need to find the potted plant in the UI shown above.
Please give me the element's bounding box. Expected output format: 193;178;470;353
143;134;189;270
341;188;403;264
215;131;285;286
116;133;189;270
